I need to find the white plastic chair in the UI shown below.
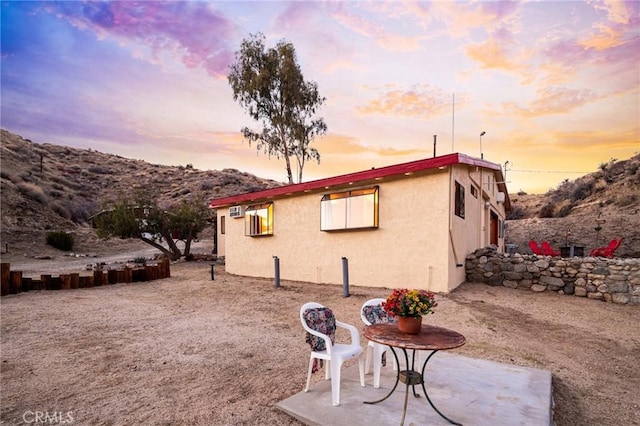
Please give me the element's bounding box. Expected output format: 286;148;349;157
361;298;397;388
300;302;365;406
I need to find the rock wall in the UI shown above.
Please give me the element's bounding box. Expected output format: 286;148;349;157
465;247;640;305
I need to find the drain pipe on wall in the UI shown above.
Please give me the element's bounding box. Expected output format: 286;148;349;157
342;257;350;297
273;256;280;289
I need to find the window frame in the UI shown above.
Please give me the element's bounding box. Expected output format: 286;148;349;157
455;181;465;219
320;186;379;231
244;202;274;237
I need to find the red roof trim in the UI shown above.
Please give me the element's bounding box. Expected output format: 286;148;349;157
209;153;502;208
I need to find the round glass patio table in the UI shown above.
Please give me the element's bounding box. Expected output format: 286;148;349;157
363;323;466;426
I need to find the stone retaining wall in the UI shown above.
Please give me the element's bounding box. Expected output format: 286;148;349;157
465;247;640;305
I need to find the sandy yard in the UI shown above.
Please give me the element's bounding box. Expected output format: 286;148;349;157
1;256;639;425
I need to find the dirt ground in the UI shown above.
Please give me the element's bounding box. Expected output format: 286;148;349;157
1;242;639;425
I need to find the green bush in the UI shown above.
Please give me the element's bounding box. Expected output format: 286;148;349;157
45;231;74;251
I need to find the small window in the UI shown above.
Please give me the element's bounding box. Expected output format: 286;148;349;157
455;181;465;219
470;185;478;198
245;202;273;236
220;216;226;235
321;186;379;231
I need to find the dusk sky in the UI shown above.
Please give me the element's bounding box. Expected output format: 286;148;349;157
1;1;639;194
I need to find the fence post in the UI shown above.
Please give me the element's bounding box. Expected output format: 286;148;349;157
342;257;350;297
210;264;215;280
273;256;280;289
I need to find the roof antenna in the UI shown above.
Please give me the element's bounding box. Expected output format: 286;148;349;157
433;135;437;157
451;93;455;152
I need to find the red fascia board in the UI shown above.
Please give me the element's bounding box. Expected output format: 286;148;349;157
209;153;502;208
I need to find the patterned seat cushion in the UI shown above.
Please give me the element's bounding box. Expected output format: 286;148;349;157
363;304;395;324
303;307;337;373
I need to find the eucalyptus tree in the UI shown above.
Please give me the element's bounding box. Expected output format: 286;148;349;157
227;33;327;184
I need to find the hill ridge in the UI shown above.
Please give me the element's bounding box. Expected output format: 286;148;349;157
1;129;638;257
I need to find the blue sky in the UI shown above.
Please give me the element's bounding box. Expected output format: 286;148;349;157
1;1;639;194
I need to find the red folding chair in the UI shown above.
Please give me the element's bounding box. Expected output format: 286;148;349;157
541;241;560;257
603;238;623;258
528;240;544;255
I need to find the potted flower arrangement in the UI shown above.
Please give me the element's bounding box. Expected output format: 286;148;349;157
382;288;437;334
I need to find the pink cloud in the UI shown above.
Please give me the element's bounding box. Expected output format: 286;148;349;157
502;86;601;118
54;2;238;77
330;3;423;52
356;84;452;118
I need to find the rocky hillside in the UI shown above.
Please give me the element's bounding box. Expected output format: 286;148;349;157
0;129;281;249
1;129;638;258
506;155;640;258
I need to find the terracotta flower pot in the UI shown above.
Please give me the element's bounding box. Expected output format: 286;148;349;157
397;315;422;334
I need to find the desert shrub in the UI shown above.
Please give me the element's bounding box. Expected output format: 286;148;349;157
506;205;526;220
87;165;111;174
133;256;147;265
19;171;34;182
539;203;555;218
68;200;98;224
46;231;74;251
517;190;527;196
48;189;64;198
615;194;637;207
570;181;593;203
17;182;48;204
200;181;215;191
51;200;71;219
556;204;573;217
0;171;10;180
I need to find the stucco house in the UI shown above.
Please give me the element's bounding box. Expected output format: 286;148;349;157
209;153;510;293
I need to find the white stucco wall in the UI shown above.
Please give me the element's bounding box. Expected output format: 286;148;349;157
218;165;507;293
222;171;457;292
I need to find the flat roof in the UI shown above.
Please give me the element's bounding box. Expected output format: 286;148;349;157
210;153;506;208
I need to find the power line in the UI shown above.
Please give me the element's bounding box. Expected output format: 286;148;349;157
508;169;591;174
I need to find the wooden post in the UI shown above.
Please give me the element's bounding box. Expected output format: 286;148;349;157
159;258;170;278
70;273;80;289
41;274;52;290
22;277;32;292
60;274;71;290
145;265;153;281
1;263;10;296
9;271;22;294
32;279;43;291
50;277;62;290
79;276;90;288
123;267;132;283
107;270;118;285
93;270;102;286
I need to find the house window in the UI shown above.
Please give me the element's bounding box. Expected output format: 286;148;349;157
470;185;478;198
220;216;225;235
321;186;378;231
455;181;465;219
245;202;273;236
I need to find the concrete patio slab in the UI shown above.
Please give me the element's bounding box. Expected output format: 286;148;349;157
277;352;553;426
